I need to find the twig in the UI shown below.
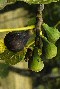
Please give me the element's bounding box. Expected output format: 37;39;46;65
0;25;35;32
35;4;44;48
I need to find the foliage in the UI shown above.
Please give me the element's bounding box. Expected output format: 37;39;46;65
0;47;27;65
20;0;59;4
43;1;60;26
0;0;59;9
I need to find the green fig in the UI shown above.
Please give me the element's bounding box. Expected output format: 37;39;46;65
42;37;57;59
42;23;60;43
28;47;44;72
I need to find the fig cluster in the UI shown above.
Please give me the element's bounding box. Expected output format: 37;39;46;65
42;23;60;59
28;23;60;72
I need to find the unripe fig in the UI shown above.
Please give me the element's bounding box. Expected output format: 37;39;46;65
42;23;60;43
42;37;57;59
28;47;44;72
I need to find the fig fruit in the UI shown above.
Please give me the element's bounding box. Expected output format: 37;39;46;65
42;37;57;59
28;47;44;72
42;23;60;43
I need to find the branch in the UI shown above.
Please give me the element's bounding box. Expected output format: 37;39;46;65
0;25;35;32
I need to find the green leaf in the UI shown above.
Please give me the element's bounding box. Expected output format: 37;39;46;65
0;49;27;65
22;0;59;4
0;0;7;9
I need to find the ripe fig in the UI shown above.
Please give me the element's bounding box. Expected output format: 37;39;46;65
4;31;30;52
